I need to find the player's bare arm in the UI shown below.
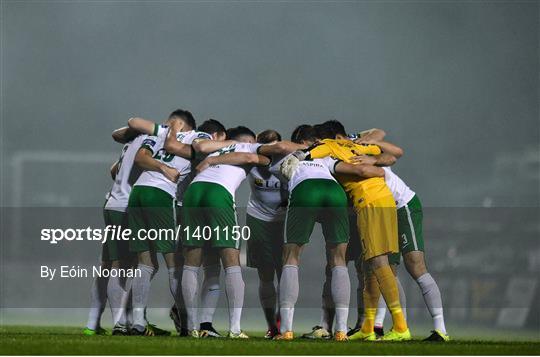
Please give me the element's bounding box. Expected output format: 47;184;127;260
358;128;386;141
334;161;385;178
191;138;237;155
112;117;161;144
355;138;404;158
195;152;270;173
350;153;397;166
257;141;307;157
110;161;119;180
134;147;180;183
163;121;193;159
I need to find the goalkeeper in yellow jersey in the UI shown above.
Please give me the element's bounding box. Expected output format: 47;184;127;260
290;120;410;341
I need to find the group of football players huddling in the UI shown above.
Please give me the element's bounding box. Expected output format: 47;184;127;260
83;109;450;342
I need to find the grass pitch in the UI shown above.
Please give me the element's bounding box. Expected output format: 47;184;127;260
1;326;539;355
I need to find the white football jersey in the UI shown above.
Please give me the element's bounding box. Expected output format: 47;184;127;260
247;166;287;222
270;155;339;192
174;130;212;204
105;124;168;212
192;142;262;198
134;127;195;198
383;167;416;208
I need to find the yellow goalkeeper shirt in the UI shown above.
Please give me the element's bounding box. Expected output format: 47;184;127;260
308;139;393;205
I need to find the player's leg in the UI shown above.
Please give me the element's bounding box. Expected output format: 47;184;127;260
219;248;247;338
181;182;207;337
84;206;113;336
326;243;350;341
199;249;222;337
278;243;303;340
200;182;246;338
84;259;111;335
351;196;409;341
130;186;175;336
347;257;364;336
150;196;183;336
320;183;350;341
277;180;318;340
246;214;282;338
399;195;448;341
103;210;133;335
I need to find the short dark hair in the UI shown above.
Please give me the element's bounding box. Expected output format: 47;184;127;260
226;126;256;140
257;129;282;144
291;124;318;144
321;120;347;137
197;119;226;135
169;109;196;130
314;123;335;140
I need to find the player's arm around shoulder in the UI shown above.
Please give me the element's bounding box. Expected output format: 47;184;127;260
334;161;385;179
191;138;237;155
195;151;270;173
134;146;180;183
111;117;158;144
257;141;307;157
163;121;193;159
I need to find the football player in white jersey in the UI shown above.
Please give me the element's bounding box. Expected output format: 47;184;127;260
243;129;288;339
127;109;197;336
180;126;271;339
164;119;240;338
83;117;168;336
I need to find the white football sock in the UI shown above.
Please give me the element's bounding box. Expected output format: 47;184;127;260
279;265;299;333
331;266;350;333
107;272;127;325
168;266;185;319
114;276;132;326
200;264;221;324
224;266;244;334
181;265;200;331
86;275;108;330
416;273;446;334
259;279;277;329
131;264;154;328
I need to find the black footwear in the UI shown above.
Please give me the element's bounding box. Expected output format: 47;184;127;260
423;330;450;342
374;326;384;338
112;323;130;336
347;326;361;337
199;322;223;338
129;324;147;336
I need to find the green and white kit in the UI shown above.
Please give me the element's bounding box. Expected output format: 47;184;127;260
101;124;166;261
383;167;424;265
271;156;349;246
182;142;261;249
246;166;288;270
128;127;204;253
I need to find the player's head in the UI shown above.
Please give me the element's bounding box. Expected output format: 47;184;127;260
226;126;256;143
167;109;196;131
197;119;227;141
291;124;319;146
321;119;347;139
314;123;335;140
257;129;282;144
